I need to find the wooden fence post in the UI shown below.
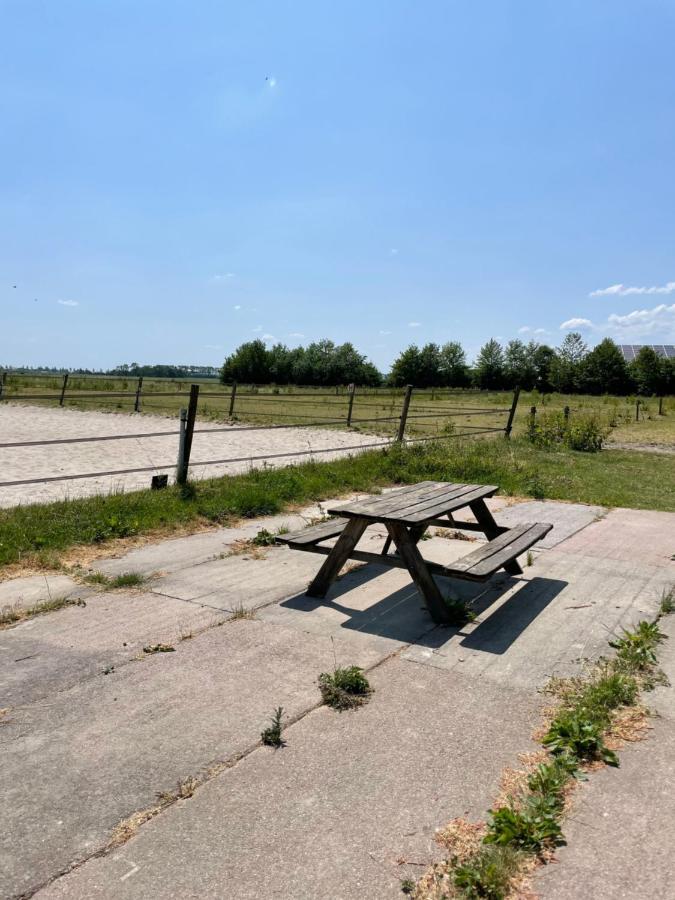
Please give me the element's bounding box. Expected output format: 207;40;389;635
0;373;4;400
504;387;520;438
563;405;570;424
658;396;664;416
176;384;200;484
59;373;69;406
228;381;237;418
346;383;356;427
134;376;143;412
397;385;414;442
636;399;641;421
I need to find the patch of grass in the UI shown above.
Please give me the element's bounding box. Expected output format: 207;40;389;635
0;594;86;627
453;845;523;899
318;665;372;711
1;437;673;572
83;570;149;590
660;587;675;616
526;550;534;567
400;877;416;895
143;643;175;654
261;706;285;747
229;601;256;620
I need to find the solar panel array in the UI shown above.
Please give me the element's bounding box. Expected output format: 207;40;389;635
619;344;675;362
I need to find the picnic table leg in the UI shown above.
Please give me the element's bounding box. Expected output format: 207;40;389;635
380;523;426;557
385;522;452;625
306;518;369;599
469;499;523;575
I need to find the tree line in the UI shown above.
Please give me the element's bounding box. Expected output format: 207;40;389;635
220;334;674;396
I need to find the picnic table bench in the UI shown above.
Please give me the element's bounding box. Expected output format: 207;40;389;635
277;481;552;625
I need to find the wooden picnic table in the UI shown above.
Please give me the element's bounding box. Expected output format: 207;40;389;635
277;481;552;625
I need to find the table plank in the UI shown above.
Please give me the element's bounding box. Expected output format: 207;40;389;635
389;485;498;523
327;481;448;518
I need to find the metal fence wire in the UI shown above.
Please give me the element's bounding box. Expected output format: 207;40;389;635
0;380;520;491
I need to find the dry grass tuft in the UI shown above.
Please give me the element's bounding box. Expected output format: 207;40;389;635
434;818;485;860
229;601;256;621
223;539;268;560
108;806;163;848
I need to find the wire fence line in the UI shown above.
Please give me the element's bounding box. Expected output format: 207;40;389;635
0;382;520;494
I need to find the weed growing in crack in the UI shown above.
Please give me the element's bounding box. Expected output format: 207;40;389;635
261;707;285;747
318;666;372;711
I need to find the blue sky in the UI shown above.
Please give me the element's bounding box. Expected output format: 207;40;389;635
2;0;675;372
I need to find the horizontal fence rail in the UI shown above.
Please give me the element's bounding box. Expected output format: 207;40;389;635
0;381;520;497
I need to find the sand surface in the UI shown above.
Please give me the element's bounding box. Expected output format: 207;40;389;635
0;404;390;508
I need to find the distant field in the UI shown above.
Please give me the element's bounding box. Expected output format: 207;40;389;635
2;373;674;447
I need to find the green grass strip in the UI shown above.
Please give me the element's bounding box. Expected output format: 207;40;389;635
1;438;674;571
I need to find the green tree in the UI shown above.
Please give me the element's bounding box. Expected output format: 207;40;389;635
474;339;505;389
439;341;470;386
531;344;556;392
221;340;270;384
579;338;632;395
504;340;537;389
630;346;665;396
550;332;588;392
388;345;423;386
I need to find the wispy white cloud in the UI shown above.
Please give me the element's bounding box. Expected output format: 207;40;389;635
389;248;399;256
288;332;304;338
211;273;235;283
607;302;675;339
262;333;277;343
559;302;675;340
266;75;277;88
233;305;242;310
252;326;262;332
408;321;421;328
518;326;550;336
57;299;78;307
590;281;675;298
560;317;593;330
379;329;392;335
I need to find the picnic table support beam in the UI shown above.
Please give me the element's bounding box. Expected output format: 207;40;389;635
385;522;451;625
306;517;369;598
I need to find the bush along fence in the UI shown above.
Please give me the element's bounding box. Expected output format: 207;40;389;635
523;398;657;452
0;384;520;493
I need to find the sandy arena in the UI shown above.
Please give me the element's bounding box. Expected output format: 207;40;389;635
0;404;390;508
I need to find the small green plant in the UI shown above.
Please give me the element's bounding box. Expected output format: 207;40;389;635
442;596;476;627
143;643;175;654
542;710;618;767
83;571;149;590
484;794;564;851
526;551;534;567
453;845;523;899
399;877;416;895
318;665;372;711
609;620;666;671
251;528;277;546
178;481;198;501
261;707;285;747
660;587;675;616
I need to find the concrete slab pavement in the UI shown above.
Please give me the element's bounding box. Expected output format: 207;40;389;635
35;657;543;900
553;507;675;567
1;617;403;899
